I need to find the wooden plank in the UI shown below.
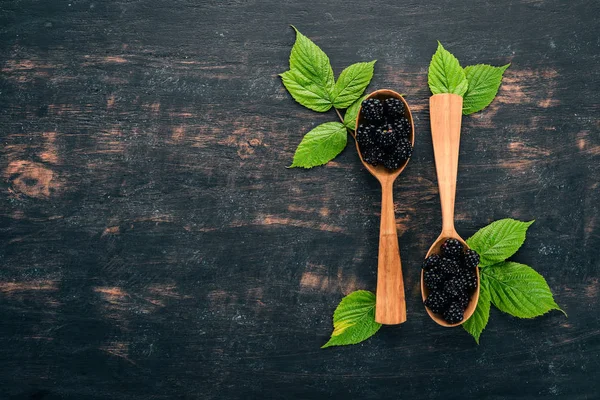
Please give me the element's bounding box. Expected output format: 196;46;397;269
0;0;598;398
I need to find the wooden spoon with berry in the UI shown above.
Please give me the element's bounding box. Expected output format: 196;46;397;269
421;94;480;327
354;89;414;325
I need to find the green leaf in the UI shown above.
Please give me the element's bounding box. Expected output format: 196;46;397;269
322;290;381;348
289;26;335;91
280;70;335;112
466;219;534;267
462;274;491;344
428;41;468;96
462;64;510;115
343;95;367;130
290;122;347;168
331;61;376;109
484;262;565;318
280;27;335;112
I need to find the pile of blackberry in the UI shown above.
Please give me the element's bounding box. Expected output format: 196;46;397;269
422;238;480;324
356;97;413;170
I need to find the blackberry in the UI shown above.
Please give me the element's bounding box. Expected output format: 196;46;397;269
383;156;402;170
443;276;466;299
459;268;478;292
424;266;445;291
391;117;411;137
443;301;465;324
441;238;463;259
356;124;377;147
424;291;449;314
380;138;412;170
463;249;480;269
384;97;405;117
422;254;441;271
376;124;398;148
362;147;384;166
438;257;459;277
455;292;470;309
393;138;413;161
361;98;384;123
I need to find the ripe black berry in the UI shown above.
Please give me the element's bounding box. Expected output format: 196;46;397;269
459;268;478;292
361;98;384;122
443;276;466;299
455;292;470;309
441;238;463;259
394;138;413;160
376;124;398;148
463;249;480;269
384;97;405;117
380;138;412;170
424;266;445;291
383;156;402;170
424;291;449;314
362;147;384;166
443;301;465;324
438;257;459;277
391;117;411;137
356;124;376;147
422;254;441;270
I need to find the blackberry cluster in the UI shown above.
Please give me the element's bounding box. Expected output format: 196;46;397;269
384;98;405;117
440;238;463;259
422;238;480;324
356;96;413;170
361;98;385;122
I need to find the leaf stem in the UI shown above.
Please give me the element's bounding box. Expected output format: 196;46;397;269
334;107;356;140
334;108;344;123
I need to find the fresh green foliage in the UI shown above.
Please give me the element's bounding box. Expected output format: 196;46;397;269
287;26;334;105
466;219;534;266
462;219;564;343
484;262;564;318
280;27;376;168
462;274;491;344
332;61;376;108
343;95;367;130
463;64;510;115
428;42;468;96
322;290;381;348
280;69;335;112
290;122;347;168
324;219;563;347
428;42;509;114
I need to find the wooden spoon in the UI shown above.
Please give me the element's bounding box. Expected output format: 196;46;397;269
421;93;480;327
355;89;414;325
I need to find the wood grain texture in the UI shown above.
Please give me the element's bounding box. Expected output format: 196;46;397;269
423;94;480;327
375;180;406;325
355;89;413;325
430;94;463;236
0;0;598;399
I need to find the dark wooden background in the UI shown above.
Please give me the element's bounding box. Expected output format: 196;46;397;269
0;0;598;399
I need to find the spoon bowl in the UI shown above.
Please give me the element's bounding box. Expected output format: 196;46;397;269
421;93;480;327
421;233;480;327
355;89;415;180
355;89;414;325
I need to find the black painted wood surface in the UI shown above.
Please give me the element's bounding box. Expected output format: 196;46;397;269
0;1;598;399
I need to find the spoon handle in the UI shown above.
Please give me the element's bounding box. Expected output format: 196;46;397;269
430;94;463;235
375;180;407;325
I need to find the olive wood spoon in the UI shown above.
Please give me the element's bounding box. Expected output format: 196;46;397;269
355;89;414;325
421;93;480;327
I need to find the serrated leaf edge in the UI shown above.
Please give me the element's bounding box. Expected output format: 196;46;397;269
321;290;381;348
483;262;566;318
462;63;510;115
289;122;347;169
